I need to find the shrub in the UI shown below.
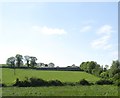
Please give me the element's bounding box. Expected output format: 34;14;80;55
13;77;64;87
20;80;31;87
13;78;21;86
100;71;109;79
64;82;76;86
48;80;64;86
13;78;31;87
111;73;120;86
95;79;113;85
113;73;120;81
79;79;90;85
113;79;120;86
29;77;48;86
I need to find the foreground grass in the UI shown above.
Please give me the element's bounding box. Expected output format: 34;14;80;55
2;68;100;85
2;85;118;96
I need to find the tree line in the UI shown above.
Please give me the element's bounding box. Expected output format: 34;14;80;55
6;54;120;82
4;54;120;86
80;60;120;85
6;54;37;68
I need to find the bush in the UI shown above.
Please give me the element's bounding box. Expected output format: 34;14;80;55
13;78;95;87
100;71;109;79
13;78;31;87
79;79;90;85
113;79;120;86
111;73;120;86
64;82;76;86
48;80;64;86
20;80;31;87
13;77;64;87
13;78;21;86
95;79;113;85
29;77;48;86
113;73;120;81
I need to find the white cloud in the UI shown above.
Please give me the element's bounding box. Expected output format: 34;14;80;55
91;35;111;50
80;25;92;33
32;26;67;35
97;25;114;35
91;25;114;50
103;44;112;50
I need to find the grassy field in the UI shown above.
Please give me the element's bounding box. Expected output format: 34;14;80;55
2;68;119;96
2;68;100;85
2;85;118;96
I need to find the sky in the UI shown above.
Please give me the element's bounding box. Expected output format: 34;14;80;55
0;2;118;67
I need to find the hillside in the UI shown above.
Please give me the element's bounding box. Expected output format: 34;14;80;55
2;68;100;85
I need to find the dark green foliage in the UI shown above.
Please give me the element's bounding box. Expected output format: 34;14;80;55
12;78;93;87
114;80;120;86
24;55;30;68
15;54;23;67
13;78;31;87
64;82;76;86
29;77;48;86
79;79;90;85
6;57;15;67
103;65;109;71
112;73;120;86
48;80;64;86
109;60;120;77
100;71;109;79
86;61;97;73
19;80;31;87
92;67;103;77
13;77;64;87
30;57;37;68
7;54;38;68
95;79;113;85
80;61;103;77
112;73;120;81
45;64;48;67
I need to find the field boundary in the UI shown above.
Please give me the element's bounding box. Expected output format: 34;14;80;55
0;66;82;71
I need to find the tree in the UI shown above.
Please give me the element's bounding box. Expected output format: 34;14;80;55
45;64;48;67
80;62;87;71
30;56;37;68
6;57;15;67
48;62;55;68
15;54;23;67
24;55;30;68
92;65;103;77
100;71;109;79
86;61;97;73
80;61;99;74
6;56;16;75
109;60;120;77
104;65;109;71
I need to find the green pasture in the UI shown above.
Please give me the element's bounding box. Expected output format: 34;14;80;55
2;85;118;96
2;68;100;85
1;68;119;96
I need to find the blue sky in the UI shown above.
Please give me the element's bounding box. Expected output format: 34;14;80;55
0;2;118;67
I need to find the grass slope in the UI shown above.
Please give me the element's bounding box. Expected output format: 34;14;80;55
2;68;100;85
